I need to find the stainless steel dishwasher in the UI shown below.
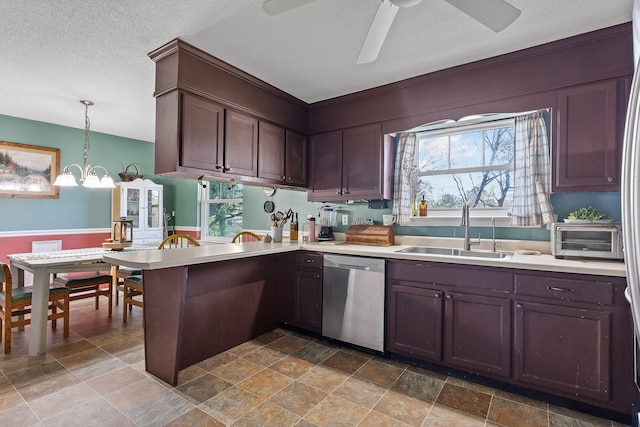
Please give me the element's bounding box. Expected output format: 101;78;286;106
322;254;385;352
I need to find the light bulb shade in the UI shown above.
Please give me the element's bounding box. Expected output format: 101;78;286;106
53;172;78;186
100;175;115;188
83;174;101;188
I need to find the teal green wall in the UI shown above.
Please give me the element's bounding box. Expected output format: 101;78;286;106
1;114;621;242
242;186;621;242
0;114;195;232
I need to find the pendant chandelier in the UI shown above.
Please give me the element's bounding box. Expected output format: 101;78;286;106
53;100;115;188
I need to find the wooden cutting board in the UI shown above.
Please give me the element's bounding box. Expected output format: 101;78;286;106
345;225;395;246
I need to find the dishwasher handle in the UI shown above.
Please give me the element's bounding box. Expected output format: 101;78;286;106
323;255;386;274
334;263;370;271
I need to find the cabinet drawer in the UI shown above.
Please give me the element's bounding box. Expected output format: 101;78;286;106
514;273;613;305
387;260;512;292
296;252;323;270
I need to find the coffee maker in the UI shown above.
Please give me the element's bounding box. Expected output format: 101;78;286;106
318;206;337;241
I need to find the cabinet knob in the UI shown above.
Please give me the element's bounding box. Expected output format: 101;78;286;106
445;294;452;300
516;303;523;309
305;259;314;263
336;191;342;195
215;165;222;170
281;176;287;180
434;293;441;298
314;273;321;279
607;176;614;183
287;177;292;181
223;167;232;173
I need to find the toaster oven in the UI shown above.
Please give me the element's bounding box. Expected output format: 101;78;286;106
551;222;623;260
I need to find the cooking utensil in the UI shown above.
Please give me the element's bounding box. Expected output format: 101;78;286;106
264;200;275;213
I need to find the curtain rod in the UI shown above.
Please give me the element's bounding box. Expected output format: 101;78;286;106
403;108;550;135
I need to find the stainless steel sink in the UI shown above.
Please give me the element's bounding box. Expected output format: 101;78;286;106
395;246;511;259
395;247;458;256
457;250;512;259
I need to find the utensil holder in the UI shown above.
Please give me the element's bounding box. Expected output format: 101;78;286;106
271;226;283;243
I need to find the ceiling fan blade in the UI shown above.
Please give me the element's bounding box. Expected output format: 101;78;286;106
444;0;521;32
356;0;400;64
262;0;318;16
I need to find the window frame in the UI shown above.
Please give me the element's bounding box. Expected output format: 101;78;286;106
408;117;516;226
199;182;244;243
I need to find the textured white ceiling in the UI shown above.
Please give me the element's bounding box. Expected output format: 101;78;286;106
0;0;633;142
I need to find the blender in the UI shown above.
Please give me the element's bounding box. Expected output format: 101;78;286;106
318;206;337;241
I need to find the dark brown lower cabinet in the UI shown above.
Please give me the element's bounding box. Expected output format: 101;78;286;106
386;259;633;414
291;269;322;332
514;300;611;402
284;252;323;333
444;291;511;378
142;254;285;385
387;281;443;361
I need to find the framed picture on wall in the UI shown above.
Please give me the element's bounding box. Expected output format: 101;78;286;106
0;140;60;198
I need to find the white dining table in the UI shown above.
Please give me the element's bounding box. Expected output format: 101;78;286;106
7;247;115;356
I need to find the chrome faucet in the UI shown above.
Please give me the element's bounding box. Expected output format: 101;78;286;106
461;203;480;251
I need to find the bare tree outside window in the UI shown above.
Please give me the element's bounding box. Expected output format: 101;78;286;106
416;119;515;210
202;182;244;238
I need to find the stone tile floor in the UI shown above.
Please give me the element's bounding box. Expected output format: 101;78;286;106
0;297;631;426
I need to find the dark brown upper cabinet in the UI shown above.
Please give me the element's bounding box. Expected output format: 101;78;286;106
258;122;286;182
284;130;307;186
308;123;392;201
181;92;225;172
225;109;258;177
554;78;625;192
308;130;342;200
181;93;258;178
258;124;307;186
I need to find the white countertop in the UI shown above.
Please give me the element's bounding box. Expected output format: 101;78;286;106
102;241;627;278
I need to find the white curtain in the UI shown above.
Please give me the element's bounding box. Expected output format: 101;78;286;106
511;112;555;226
392;132;417;225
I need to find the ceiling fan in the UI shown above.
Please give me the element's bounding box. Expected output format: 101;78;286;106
262;0;521;64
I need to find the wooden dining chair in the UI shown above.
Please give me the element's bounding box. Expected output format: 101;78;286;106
122;234;200;322
53;270;113;316
0;263;71;353
157;234;201;249
231;231;262;243
114;266;141;306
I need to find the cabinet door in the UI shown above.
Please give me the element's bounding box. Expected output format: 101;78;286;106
181;93;225;172
444;292;511;378
387;281;443;361
342;123;384;199
514;300;611;402
144;187;162;232
225;109;258;177
258;122;286;182
308;130;342;200
292;269;323;332
124;187;141;229
554;79;620;192
285;130;307;186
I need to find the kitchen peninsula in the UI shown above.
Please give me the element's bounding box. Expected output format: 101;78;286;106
103;241;632;417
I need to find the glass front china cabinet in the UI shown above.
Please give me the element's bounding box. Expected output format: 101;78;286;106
111;178;164;245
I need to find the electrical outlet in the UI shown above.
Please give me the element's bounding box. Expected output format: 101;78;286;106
342;214;349;225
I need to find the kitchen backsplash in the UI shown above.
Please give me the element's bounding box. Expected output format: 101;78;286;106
242;185;621;242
